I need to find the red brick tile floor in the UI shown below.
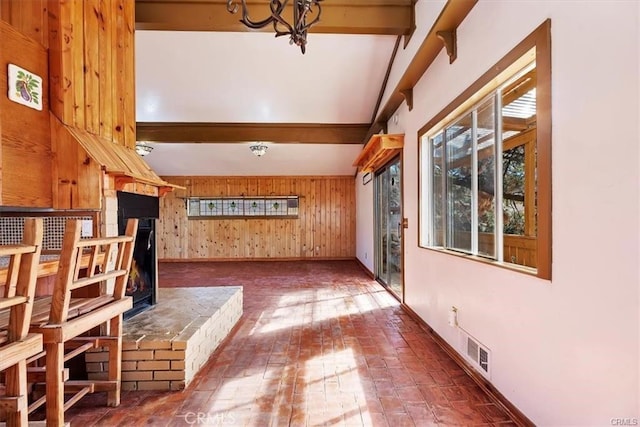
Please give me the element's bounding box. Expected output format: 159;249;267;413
52;260;517;426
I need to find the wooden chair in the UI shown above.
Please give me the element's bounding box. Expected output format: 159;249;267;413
0;218;44;427
27;219;137;427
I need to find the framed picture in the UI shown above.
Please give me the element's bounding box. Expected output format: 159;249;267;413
8;64;42;111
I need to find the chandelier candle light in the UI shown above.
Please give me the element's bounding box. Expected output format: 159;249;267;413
226;0;323;54
249;142;268;157
135;141;153;156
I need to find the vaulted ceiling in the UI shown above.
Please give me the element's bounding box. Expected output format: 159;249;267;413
133;0;415;176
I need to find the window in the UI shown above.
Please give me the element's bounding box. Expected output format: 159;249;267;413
419;21;551;279
187;196;299;218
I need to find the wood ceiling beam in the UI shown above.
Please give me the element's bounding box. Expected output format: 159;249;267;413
365;0;478;142
135;0;413;35
136;122;370;144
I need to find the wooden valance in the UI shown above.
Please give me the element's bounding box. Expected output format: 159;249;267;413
353;134;404;173
52;115;182;196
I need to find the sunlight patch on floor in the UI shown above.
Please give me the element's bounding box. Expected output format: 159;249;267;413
302;348;367;426
254;288;397;335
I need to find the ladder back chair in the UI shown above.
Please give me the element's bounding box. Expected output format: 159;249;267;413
0;218;44;427
28;218;137;427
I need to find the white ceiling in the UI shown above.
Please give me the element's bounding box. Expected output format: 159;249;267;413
141;142;364;176
135;30;397;176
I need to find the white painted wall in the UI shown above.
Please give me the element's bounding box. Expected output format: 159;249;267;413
355;171;374;273
377;0;447;115
357;1;640;424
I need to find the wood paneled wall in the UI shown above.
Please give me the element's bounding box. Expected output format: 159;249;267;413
0;0;48;47
48;0;136;149
0;20;51;207
159;176;356;260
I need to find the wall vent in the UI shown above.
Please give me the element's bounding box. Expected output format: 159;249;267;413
460;330;491;379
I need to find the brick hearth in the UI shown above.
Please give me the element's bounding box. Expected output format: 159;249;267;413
86;287;243;391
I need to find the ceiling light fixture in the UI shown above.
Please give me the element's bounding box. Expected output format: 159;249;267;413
249;142;268;157
135;141;154;157
226;0;323;54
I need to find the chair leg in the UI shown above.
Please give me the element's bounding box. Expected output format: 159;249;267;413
45;342;65;427
4;361;28;427
107;315;123;407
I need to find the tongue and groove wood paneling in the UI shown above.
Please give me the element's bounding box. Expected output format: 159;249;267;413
158;176;356;261
47;0;136;150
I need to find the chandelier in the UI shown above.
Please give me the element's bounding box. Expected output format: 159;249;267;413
226;0;323;54
249;142;268;157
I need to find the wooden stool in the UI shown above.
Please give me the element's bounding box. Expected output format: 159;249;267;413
0;218;44;427
28;219;137;427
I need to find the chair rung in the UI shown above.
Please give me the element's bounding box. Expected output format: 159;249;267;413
27;367;69;383
64;341;95;361
63;386;92;412
69;269;128;290
0;244;37;256
0;295;28;310
68;336;119;348
76;235;133;247
28;394;46;414
66;380;117;392
26;350;46;364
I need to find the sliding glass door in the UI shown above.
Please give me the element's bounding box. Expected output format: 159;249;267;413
375;156;403;300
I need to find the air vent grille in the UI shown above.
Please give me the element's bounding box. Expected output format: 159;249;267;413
467;337;479;362
479;347;489;373
459;330;491;378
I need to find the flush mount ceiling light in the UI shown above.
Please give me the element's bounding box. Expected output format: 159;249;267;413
249;142;268;157
135;141;154;157
226;0;323;54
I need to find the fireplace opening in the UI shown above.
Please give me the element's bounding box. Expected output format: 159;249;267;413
117;192;159;319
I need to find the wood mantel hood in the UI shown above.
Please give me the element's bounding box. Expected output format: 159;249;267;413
353;134;404;173
51;115;180;197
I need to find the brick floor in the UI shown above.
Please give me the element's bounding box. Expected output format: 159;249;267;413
55;260;516;426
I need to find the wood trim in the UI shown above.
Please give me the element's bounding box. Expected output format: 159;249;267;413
159;257;355;263
135;0;414;35
371;36;402;124
164;174;354;181
534;21;552;281
136;122;370;144
417;20;552;280
365;0;478;142
400;303;535;427
355;257;375;279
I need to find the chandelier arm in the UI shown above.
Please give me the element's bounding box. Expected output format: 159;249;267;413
238;0;290;30
226;0;322;53
269;1;295;36
226;0;238;13
297;2;322;33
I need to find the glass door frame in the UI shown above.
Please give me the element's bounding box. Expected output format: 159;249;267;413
373;154;404;302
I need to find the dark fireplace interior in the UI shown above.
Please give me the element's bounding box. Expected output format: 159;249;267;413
117;191;159;319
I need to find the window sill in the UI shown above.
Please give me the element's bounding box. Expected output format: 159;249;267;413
419;246;543;278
